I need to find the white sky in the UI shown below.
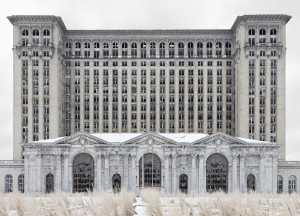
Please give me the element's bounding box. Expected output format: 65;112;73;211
0;0;299;160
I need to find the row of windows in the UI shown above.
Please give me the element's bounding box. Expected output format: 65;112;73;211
4;174;24;193
277;175;297;194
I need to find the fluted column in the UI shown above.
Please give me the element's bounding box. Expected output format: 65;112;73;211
97;153;102;190
36;153;42;192
232;154;238;192
63;152;69;192
56;154;61;191
172;153;177;193
198;154;205;193
164;154;169;193
124;154;129;189
191;154;196;192
105;152;110;190
239;154;245;192
24;153;29;193
132;154;137;193
259;154;266;193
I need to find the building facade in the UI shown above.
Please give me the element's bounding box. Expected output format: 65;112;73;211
8;14;290;160
1;14;299;194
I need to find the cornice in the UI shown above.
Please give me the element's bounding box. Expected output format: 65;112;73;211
7;15;67;32
231;14;292;32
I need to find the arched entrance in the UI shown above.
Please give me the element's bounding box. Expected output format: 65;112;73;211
73;153;94;192
112;174;121;193
247;174;256;192
206;153;228;193
46;173;54;193
139;153;161;188
179;174;188;193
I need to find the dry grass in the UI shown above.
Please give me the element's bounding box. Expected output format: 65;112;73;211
0;189;135;216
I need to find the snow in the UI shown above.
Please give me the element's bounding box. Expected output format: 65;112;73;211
92;133;142;143
238;137;271;144
160;133;208;143
133;197;148;216
34;137;65;143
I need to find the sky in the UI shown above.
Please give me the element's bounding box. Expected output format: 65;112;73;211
0;0;299;160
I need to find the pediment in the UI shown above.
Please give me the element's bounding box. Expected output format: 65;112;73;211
55;132;110;145
122;132;178;146
192;132;247;146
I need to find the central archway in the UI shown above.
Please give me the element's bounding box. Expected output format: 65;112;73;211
206;153;228;193
73;153;94;192
139;153;161;188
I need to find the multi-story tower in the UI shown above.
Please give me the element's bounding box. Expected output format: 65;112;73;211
8;14;291;160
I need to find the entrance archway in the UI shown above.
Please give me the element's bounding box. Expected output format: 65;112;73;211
206;153;228;193
247;174;255;192
73;153;94;192
112;174;121;193
139;153;161;188
179;174;188;193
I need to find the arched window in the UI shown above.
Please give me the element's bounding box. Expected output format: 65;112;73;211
103;42;109;58
140;42;147;58
46;173;54;193
159;42;165;58
150;42;156;58
179;174;188;193
131;42;137;58
216;42;222;57
206;42;213;57
248;28;256;46
288;175;297;193
5;174;13;193
18;174;24;193
22;29;29;46
187;42;194;58
65;42;72;57
75;42;81;57
139;153;161;188
43;29;50;36
247;174;255;192
84;42;91;57
73;153;94;192
206;154;228;193
32;29;39;45
197;42;203;57
169;42;175;58
270;29;277;44
94;42;100;58
225;42;232;56
259;28;266;44
112;174;121;193
122;42;128;57
112;42;118;58
277;175;283;193
178;42;184;58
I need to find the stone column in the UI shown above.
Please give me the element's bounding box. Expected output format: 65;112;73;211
164;154;169;193
105;153;110;190
56;154;61;191
36;153;42;192
132;154;137;193
97;153;102;190
259;154;266;193
28;154;33;192
172;153;177;194
272;154;278;193
24;153;29;193
232;154;238;192
239;154;245;192
198;154;204;193
63;153;69;192
191;154;196;192
124;154;129;189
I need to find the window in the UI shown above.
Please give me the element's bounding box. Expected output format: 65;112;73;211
270;29;277;44
159;42;165;58
277;175;283;193
225;42;231;56
247;174;255;192
248;28;256;46
197;42;203;56
188;42;194;58
169;42;175;58
139;153;161;188
206;42;212;57
288;175;297;193
5;174;13;193
140;42;147;58
131;42;137;58
46;173;54;193
216;42;222;56
18;174;24;193
259;28;266;44
73;153;94;192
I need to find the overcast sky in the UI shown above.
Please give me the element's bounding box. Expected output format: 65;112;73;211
0;0;299;160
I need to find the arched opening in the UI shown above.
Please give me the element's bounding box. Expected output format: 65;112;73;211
5;174;13;193
139;153;161;188
46;173;54;193
277;175;283;193
247;174;255;192
206;154;228;193
73;153;94;193
288;175;297;193
179;174;188;193
112;174;121;193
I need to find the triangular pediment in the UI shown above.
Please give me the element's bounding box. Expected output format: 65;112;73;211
55;132;110;145
122;132;178;146
192;132;247;146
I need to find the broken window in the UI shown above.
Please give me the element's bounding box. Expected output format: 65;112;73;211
178;42;184;58
259;28;266;44
112;42;118;58
112;174;121;193
150;42;156;58
131;42;137;58
141;42;147;58
5;174;13;193
270;29;277;44
206;42;212;57
179;174;188;193
277;175;283;193
247;174;255;192
139;153;161;188
169;42;175;58
159;42;165;58
122;42;128;57
73;153;94;192
248;28;256;46
188;42;194;58
103;42;109;58
46;173;54;193
216;42;222;57
225;42;231;56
